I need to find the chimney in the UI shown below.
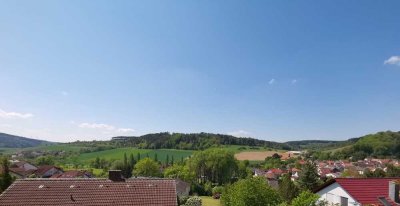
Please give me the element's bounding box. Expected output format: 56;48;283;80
389;181;400;203
108;170;125;182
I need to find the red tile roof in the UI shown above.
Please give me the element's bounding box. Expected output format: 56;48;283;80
0;178;178;206
316;178;400;206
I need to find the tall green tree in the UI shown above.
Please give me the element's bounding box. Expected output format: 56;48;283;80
94;156;101;168
35;156;54;166
0;157;13;191
290;191;325;206
188;148;238;185
123;153;128;166
237;160;252;179
134;158;161;177
221;177;282;206
154;153;158;162
129;153;136;167
278;173;299;203
163;164;194;182
298;161;320;191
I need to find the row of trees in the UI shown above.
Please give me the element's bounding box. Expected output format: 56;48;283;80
113;132;291;150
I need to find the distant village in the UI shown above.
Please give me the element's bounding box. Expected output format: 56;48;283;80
2;149;400;206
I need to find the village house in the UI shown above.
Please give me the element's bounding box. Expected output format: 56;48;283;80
50;170;93;178
8;160;38;179
315;178;400;206
0;170;178;206
34;165;63;178
10;160;37;171
9;167;36;179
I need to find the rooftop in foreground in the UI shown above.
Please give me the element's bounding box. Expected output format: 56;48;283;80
0;177;178;206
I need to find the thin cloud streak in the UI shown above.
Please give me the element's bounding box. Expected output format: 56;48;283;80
0;109;33;119
384;56;400;66
79;122;135;134
228;130;250;137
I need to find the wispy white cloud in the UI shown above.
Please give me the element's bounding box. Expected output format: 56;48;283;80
61;91;69;96
79;123;115;130
228;130;250;137
117;128;135;133
79;122;135;134
268;79;275;85
0;109;33;119
291;79;297;84
384;56;400;66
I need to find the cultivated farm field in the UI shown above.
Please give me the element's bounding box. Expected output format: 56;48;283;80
234;151;284;161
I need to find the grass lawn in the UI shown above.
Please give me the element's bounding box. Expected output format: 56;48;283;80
201;196;221;206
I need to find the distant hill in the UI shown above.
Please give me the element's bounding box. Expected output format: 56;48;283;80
285;138;359;150
0;132;53;148
112;132;292;150
294;131;400;159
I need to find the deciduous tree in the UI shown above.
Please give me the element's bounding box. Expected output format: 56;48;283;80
134;158;161;177
221;177;282;206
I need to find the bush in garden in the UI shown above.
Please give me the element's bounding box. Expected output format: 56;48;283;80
184;196;202;206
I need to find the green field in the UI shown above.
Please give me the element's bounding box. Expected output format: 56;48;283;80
217;145;274;152
201;196;221;206
3;143;280;167
77;148;193;164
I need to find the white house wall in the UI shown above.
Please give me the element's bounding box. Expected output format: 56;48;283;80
317;183;360;206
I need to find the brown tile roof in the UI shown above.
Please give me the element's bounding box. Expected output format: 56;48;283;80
9;168;36;177
50;170;93;178
0;178;178;206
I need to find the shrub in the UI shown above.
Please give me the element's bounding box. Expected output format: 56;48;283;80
184;196;202;206
178;196;189;205
212;186;224;194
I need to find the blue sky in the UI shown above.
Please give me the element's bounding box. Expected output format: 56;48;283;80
1;1;400;142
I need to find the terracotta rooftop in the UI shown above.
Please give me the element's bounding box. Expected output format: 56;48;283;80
315;178;400;206
0;178;178;206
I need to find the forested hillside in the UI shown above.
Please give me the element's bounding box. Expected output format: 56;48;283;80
311;131;400;160
0;133;53;148
112;132;292;150
286;138;359;150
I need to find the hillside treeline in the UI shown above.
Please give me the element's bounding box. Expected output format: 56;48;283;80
0;133;52;148
311;131;400;160
112;132;291;150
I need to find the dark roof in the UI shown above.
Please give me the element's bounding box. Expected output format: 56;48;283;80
34;165;62;176
50;170;92;178
9;168;36;177
11;160;28;168
174;179;190;194
315;178;400;206
0;178;178;206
